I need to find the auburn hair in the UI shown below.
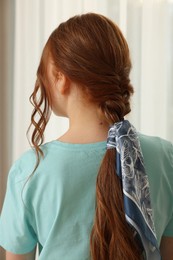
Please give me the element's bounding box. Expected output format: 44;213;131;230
28;13;143;259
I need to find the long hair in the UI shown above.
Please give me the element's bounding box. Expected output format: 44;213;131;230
28;13;142;259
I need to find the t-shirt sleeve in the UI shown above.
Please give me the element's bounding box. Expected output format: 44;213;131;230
0;162;37;254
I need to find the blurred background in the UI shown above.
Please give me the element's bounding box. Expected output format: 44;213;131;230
0;0;173;258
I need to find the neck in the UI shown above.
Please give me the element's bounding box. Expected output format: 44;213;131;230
58;103;109;144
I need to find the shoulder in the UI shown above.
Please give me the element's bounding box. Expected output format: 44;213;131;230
139;133;173;162
139;132;172;148
8;141;56;182
139;133;173;189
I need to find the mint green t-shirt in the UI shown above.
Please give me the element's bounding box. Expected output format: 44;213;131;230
0;134;173;259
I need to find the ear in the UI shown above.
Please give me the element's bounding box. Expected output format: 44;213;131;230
47;60;70;95
56;71;70;95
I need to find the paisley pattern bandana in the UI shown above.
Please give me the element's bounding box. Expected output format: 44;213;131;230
107;119;161;259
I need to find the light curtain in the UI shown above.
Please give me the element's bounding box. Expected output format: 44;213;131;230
0;0;173;258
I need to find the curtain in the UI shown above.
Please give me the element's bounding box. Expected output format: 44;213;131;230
0;0;173;258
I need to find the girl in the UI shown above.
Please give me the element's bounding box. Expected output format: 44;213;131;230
0;13;173;260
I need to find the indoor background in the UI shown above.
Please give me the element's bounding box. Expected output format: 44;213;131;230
0;0;173;259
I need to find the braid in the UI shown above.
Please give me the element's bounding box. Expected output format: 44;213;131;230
100;77;134;124
90;78;141;259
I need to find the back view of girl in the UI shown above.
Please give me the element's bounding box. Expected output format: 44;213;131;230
0;13;173;260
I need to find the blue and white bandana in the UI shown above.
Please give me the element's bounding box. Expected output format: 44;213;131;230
107;119;161;260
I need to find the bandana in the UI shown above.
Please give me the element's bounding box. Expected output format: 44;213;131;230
107;119;161;259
